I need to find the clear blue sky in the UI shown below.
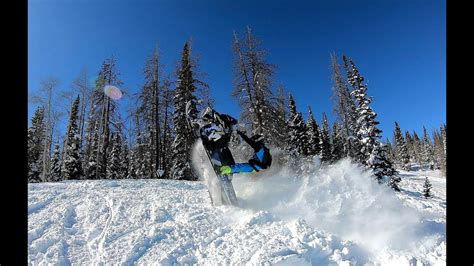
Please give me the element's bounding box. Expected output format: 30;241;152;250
28;0;445;140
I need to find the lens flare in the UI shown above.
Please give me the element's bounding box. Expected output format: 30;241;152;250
104;85;123;100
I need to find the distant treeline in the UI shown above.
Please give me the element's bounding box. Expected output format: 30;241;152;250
28;27;446;192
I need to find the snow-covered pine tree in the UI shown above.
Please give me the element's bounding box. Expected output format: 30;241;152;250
85;121;100;179
331;53;358;158
423;176;432;198
421;126;435;170
62;96;83;180
142;138;152;178
159;78;175;179
441;124;446;158
368;142;399;190
286;94;310;170
440;124;446;175
135;130;151;179
106;133;123;179
385;138;395;162
306;106;321;157
232;27;285;147
344;56;397;184
344;56;381;164
136;47;163;179
127;146;138;179
28;106;46;183
319;112;332;163
83;106;97;177
331;123;345;162
275;85;290;150
121;140;129;179
404;131;414;164
432;126;446;175
171;41;199;181
50;144;62;182
412;131;423;167
88;57;123;179
394;122;410;170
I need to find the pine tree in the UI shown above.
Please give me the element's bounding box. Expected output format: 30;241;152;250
331;53;358;158
368;142;399;189
412;131;423;167
50;144;62;182
344;56;397;183
62;96;83;180
394;122;410;170
28;106;46;183
441;124;446;158
88;57;123;179
331;123;345;162
134;129;151;179
121;140;129;179
421;126;435;170
171;42;200;181
404;131;414;163
344;56;397;181
286;94;310;170
127;146;138;179
344;56;381;164
306;106;321;157
274;85;290;149
106;133;123;179
85;121;100;179
423;176;432;198
83;107;97;177
319;112;332;163
385;138;396;163
440;124;446;175
232;27;284;147
137;47;162;179
160;78;175;178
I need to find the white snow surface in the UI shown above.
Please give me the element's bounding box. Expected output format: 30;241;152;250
29;146;445;265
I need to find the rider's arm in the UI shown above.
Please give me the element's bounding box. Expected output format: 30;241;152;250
237;131;261;151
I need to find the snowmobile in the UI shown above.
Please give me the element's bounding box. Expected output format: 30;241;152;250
186;101;239;206
186;102;273;206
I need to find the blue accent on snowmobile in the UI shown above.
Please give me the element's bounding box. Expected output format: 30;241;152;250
230;163;263;174
256;148;265;162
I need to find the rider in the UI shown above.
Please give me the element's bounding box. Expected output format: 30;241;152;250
188;104;272;176
191;106;238;168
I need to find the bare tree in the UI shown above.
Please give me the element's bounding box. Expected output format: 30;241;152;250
29;77;63;181
72;68;93;145
232;27;283;147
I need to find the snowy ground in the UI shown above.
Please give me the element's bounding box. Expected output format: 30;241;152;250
28;160;445;265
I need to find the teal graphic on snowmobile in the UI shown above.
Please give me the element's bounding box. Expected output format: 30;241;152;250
186;102;272;206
